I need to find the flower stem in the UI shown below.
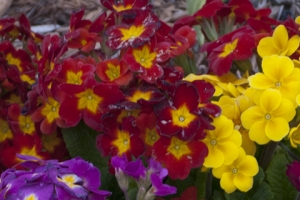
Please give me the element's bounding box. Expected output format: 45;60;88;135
259;141;279;170
205;170;212;200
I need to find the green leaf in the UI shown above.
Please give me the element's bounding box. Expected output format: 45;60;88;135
194;25;205;46
265;153;298;200
250;182;274;200
212;190;226;200
195;170;208;199
186;0;205;15
62;121;124;199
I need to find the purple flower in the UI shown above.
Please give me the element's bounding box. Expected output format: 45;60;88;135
149;173;177;196
111;155;146;180
286;160;300;191
0;155;111;200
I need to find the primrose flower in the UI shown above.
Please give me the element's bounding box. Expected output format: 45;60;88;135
153;135;208;180
0;155;111;199
203;115;242;168
289;124;300;148
201;27;255;75
212;148;259;194
257;24;300;58
124;43;163;83
248;55;300;105
106;11;160;49
241;89;295;145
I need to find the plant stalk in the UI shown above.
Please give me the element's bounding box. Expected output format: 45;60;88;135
259;141;279;170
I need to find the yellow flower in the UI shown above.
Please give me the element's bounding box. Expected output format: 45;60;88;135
212;148;259;193
289;124;300;148
248;55;300;106
202;115;242;168
241;89;295;145
184;72;248;97
257;24;300;58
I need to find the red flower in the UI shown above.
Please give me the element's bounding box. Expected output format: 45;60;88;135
156;82;200;140
8;103;37;136
153;135;208;180
201;27;255;75
96;116;144;159
0;134;49;168
100;0;149;13
124;86;165;106
136;112;160;157
56;58;96;85
96;58;133;85
59;78;124;130
31;86;67;134
174;26;197;49
106;11;160;49
124;43;163;83
287;161;300;191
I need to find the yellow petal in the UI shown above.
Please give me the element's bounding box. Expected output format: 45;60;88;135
248;73;274;90
212;115;234;139
272;98;296;121
272;25;288;50
257;37;278;57
217;142;240;165
249;120;270;145
212;165;231;179
296;94;300;106
220;130;242;147
241;129;257;156
238;155;259;176
241;106;264;129
204;146;225;168
286;35;300;56
262;55;294;81
280;82;300;104
259;89;282;112
234;173;254;192
220;172;237;193
265;118;289;141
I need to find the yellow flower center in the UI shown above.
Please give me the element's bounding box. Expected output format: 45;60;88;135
133;45;157;69
6;53;22;71
275;81;281;87
167;136;191;160
24;194;38;200
76;89;103;114
219;38;238;58
145;128;160;146
105;63;120;81
112;130;131;155
41;97;60;124
210;139;217;146
57;174;80;188
171;104;197;128
265;113;271;120
120;25;145;41
66;71;83;85
112;4;132;12
126;90;152;103
232;167;238;174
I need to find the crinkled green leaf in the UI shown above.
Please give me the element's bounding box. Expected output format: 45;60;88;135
265;153;297;200
212;190;226;200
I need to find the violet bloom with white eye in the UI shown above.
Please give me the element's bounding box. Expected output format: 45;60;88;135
0;154;111;200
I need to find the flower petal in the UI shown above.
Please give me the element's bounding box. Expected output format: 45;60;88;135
204;146;225;168
217;142;240;165
248;73;274;90
241;106;264;129
234;173;253;192
259;89;282;112
265;118;289;141
262;55;294;81
257;37;278;57
273;98;296;121
272;25;288;50
220;172;236;193
286;35;300;56
238;155;259;176
249;120;270;145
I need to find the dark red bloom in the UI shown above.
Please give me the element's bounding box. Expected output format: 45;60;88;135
287;161;300;191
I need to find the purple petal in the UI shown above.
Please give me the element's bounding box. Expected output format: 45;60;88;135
125;159;146;180
150;174;177;196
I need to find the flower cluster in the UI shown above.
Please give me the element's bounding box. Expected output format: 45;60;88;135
0;155;110;199
111;154;176;200
1;0;300;198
